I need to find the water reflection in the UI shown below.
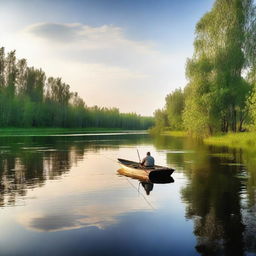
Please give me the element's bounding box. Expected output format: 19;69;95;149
153;135;256;256
0;134;255;255
0;134;150;208
141;182;154;195
181;157;245;256
0;134;163;237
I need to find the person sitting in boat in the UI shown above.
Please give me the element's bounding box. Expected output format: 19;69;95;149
141;152;155;167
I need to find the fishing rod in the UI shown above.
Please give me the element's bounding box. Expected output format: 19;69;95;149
137;149;141;163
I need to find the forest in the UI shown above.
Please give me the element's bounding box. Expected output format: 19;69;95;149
153;0;256;136
0;47;153;130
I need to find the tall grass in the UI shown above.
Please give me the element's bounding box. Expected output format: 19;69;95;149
149;127;187;137
204;132;256;149
161;131;187;137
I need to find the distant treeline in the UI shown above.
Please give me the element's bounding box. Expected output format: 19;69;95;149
0;47;153;129
153;0;256;136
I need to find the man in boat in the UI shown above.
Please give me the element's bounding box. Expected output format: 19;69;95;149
141;152;155;167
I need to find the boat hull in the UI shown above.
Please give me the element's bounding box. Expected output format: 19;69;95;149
117;158;174;183
118;164;150;181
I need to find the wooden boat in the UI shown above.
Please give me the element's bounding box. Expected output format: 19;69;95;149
117;158;174;183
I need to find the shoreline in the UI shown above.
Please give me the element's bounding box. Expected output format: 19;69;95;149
0;128;147;137
204;132;256;150
158;129;256;150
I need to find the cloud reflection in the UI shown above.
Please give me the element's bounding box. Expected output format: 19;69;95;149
18;190;153;232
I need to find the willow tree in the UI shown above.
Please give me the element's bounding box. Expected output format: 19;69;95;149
0;47;5;88
165;88;184;130
183;0;253;135
151;109;168;132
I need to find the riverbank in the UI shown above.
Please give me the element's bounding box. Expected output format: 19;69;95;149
149;128;187;137
204;132;256;149
159;130;256;151
0;128;140;136
161;131;187;137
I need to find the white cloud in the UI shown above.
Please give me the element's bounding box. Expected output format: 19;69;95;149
23;22;164;68
2;22;188;115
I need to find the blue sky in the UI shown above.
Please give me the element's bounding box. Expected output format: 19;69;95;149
0;0;214;115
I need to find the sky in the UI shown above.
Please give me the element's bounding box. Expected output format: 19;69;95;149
0;0;214;116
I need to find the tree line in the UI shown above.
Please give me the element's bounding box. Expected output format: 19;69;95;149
153;0;256;136
0;47;153;129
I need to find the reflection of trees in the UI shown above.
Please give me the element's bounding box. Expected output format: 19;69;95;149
235;148;256;254
153;135;256;255
153;135;210;170
0;142;72;207
182;145;255;255
0;134;151;207
181;154;245;255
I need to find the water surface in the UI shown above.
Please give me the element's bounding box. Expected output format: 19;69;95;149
0;133;255;256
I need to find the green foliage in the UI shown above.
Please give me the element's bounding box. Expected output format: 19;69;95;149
0;47;154;130
161;130;187;137
151;108;168;133
183;93;210;136
165;88;184;130
154;0;256;136
245;67;256;128
152;88;185;132
183;0;253;135
204;132;256;150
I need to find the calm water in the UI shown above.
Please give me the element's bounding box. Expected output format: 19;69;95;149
0;133;255;256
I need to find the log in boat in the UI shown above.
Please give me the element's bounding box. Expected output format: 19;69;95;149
117;158;174;183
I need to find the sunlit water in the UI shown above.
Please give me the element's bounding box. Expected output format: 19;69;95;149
0;133;255;256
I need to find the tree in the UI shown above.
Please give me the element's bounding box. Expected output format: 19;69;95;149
0;47;5;88
183;0;253;135
5;50;17;97
0;46;154;129
165;88;184;130
153;109;168;131
16;58;27;95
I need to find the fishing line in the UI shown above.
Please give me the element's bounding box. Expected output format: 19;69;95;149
101;153;155;210
126;177;155;210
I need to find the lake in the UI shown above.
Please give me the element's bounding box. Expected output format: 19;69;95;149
0;132;255;256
